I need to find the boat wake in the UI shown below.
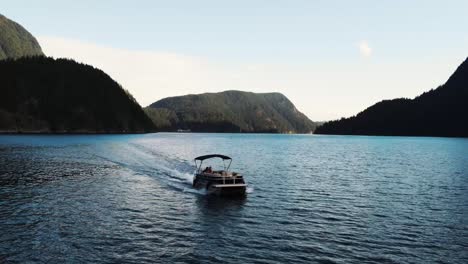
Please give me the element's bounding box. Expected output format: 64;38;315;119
90;140;253;196
91;142;201;194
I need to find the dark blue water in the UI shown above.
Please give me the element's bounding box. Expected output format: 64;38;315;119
1;134;467;263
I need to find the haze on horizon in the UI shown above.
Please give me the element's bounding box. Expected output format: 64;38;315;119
3;0;468;121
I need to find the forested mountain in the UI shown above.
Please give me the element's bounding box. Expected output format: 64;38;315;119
146;90;316;133
0;57;155;133
0;14;43;60
315;57;468;137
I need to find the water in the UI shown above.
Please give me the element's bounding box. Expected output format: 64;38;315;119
0;134;467;263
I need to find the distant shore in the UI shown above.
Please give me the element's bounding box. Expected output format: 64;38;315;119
0;130;152;135
0;130;315;135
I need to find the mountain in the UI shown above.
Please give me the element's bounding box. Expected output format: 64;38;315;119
0;14;43;60
315;57;468;137
0;56;155;133
146;90;316;133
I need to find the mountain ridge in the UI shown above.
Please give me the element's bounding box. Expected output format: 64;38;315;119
146;90;316;133
0;15;155;133
0;14;43;60
315;57;468;137
0;56;156;133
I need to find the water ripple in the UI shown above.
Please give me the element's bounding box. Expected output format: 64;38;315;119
1;134;468;263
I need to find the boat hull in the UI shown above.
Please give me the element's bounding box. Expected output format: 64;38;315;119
209;184;247;196
193;173;247;197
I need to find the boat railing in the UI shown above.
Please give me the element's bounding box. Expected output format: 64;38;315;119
198;172;243;185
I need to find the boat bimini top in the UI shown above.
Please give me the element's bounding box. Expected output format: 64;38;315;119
194;154;232;172
195;154;231;161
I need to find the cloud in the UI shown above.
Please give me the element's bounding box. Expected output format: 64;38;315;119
358;40;372;57
37;36;446;121
37;36;330;119
38;36;227;107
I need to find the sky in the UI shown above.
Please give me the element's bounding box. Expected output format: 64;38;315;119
3;0;468;120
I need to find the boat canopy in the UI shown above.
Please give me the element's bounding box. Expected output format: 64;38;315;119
195;154;232;161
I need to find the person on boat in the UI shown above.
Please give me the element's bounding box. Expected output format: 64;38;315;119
203;166;213;173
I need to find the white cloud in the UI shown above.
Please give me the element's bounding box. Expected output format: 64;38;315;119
37;36;452;121
358;40;372;57
38;36;226;107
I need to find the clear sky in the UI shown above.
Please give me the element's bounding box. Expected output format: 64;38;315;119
3;1;468;120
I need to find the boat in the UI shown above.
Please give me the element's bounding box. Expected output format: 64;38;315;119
193;154;247;196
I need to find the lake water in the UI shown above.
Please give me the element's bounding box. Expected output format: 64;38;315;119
0;134;467;263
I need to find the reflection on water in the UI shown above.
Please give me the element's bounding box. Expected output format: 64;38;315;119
1;134;467;263
196;195;247;213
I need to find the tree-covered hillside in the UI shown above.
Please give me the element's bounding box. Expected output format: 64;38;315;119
315;57;468;137
0;56;155;133
0;14;43;60
146;90;316;133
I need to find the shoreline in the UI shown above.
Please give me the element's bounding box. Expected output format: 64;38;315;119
1;131;467;138
0;130;155;135
0;131;315;135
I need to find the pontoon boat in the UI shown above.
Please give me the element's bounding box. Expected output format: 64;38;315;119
193;154;247;196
